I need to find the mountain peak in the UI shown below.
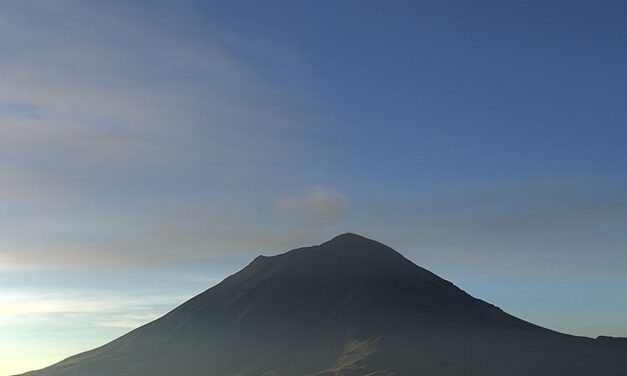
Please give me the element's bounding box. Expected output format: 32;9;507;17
326;232;371;242
321;232;394;252
237;233;433;286
282;232;410;268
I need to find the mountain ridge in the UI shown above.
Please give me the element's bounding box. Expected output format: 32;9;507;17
17;233;627;376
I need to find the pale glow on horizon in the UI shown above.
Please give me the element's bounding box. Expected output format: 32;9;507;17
0;288;187;376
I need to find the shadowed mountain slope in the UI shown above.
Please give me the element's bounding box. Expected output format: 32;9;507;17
19;233;627;376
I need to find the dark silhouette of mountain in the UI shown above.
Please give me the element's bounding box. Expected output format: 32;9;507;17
18;233;627;376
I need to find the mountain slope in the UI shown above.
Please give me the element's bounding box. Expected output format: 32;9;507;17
18;233;627;376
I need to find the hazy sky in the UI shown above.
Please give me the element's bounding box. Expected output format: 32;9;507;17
1;1;626;374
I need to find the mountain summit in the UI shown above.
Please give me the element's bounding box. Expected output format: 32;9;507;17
19;233;627;376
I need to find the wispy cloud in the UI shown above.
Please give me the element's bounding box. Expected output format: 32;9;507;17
0;291;172;329
0;1;321;268
278;186;347;223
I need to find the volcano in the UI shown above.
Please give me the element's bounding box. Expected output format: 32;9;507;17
19;233;627;376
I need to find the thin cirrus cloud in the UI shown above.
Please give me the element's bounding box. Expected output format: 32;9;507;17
0;2;322;269
0;3;306;166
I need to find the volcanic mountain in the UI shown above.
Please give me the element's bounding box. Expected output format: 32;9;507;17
19;233;627;376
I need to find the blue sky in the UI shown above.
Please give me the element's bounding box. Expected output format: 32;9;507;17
1;1;626;374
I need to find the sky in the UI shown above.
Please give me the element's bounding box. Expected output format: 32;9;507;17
1;0;626;374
